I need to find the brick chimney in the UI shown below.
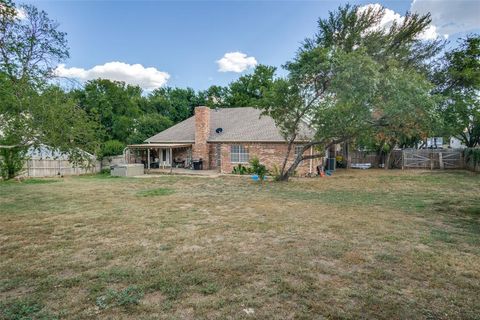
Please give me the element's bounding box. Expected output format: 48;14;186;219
192;106;210;168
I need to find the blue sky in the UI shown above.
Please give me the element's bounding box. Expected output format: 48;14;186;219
24;0;480;91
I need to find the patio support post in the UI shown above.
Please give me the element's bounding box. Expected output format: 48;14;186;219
162;148;165;169
147;148;150;172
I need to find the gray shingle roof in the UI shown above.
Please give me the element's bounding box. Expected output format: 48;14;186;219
145;116;195;143
145;107;314;143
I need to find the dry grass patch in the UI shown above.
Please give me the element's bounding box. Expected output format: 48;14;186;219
0;169;479;319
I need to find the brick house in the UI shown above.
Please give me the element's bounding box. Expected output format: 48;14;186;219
126;106;319;175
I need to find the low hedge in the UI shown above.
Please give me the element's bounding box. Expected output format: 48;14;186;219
464;148;480;171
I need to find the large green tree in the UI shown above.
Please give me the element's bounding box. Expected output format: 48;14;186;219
74;79;142;143
0;0;99;179
224;65;276;107
127;114;173;144
259;4;441;180
197;65;276;109
147;87;200;123
434;36;480;147
0;1;69;82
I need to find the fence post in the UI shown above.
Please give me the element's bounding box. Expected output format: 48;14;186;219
439;152;444;170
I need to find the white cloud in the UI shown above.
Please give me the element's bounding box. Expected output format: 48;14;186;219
216;52;257;73
54;62;170;90
411;0;480;37
358;3;446;40
419;24;443;41
358;3;404;32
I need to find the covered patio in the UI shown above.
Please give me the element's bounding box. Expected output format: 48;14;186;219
125;143;192;170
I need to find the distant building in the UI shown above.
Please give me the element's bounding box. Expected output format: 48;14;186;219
426;137;443;148
449;137;467;149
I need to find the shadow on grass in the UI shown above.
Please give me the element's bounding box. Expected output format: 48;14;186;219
76;172;121;180
136;187;175;197
0;178;59;185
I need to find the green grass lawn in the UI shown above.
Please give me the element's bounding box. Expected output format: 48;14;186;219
0;170;479;319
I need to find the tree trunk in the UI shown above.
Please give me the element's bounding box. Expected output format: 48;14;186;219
280;154;306;181
279;138;295;179
277;138;346;181
344;141;351;169
384;149;393;170
375;150;382;168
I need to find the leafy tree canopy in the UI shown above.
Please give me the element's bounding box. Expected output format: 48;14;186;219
259;4;442;179
0;0;98;179
434;36;480;147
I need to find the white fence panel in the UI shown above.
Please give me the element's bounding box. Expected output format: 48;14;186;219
24;159;101;177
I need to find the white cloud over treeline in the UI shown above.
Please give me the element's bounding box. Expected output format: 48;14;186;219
55;62;170;90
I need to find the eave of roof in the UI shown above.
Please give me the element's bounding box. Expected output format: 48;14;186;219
128;143;192;148
206;139;310;143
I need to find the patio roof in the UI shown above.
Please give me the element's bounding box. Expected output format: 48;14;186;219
127;143;192;148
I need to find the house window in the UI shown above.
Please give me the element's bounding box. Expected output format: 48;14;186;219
295;145;304;157
231;145;249;163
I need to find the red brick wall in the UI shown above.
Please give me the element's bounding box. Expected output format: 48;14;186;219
192;106;210;168
208;143;218;170
216;142;322;176
172;148;190;164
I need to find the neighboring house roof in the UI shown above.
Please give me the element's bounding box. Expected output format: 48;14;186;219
146;107;314;143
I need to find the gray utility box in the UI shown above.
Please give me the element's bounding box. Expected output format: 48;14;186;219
111;164;144;177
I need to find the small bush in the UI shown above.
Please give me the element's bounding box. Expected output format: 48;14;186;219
464;148;480;167
101;140;125;158
95;286;144;310
249;157;268;180
270;164;282;181
0;146;27;180
232;164;249;175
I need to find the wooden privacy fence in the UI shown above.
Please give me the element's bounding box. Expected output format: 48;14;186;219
23;159;101;177
349;149;464;169
350;151;379;166
349;150;402;168
401;149;464;169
